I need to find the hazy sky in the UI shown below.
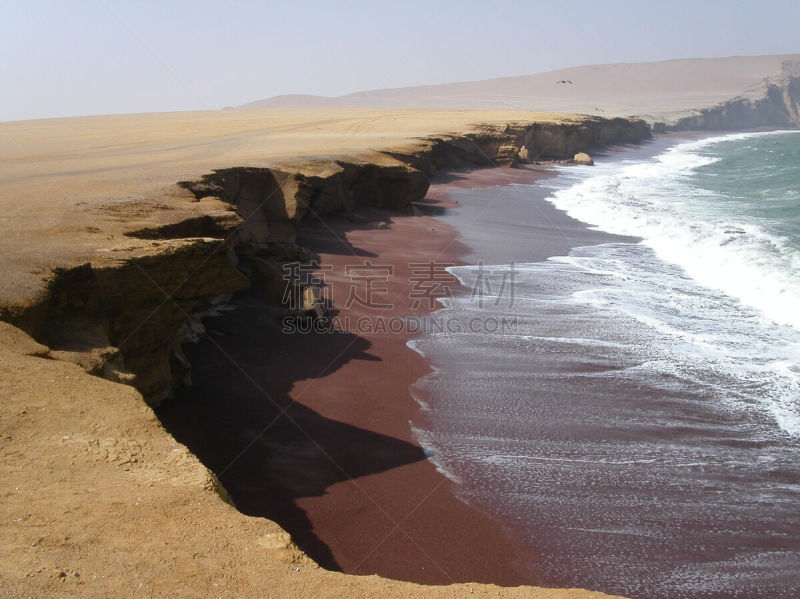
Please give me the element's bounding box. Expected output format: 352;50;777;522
1;0;798;121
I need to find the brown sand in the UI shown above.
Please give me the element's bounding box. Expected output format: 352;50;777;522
297;167;559;581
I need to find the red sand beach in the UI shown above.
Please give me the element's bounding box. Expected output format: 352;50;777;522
158;166;552;585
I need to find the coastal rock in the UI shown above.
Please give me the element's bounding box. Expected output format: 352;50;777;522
302;285;326;320
572;152;594;166
386;117;650;171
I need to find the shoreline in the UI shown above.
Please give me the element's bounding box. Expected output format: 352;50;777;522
162;139;706;587
1;99;798;596
409;132;800;598
410;160;645;588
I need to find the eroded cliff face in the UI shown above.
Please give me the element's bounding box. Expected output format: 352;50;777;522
3;116;650;406
669;60;800;131
388;116;650;172
10;242;251;403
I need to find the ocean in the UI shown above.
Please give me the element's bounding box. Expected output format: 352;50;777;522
409;132;800;598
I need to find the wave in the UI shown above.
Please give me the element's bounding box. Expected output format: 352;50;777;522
441;242;800;436
544;131;800;331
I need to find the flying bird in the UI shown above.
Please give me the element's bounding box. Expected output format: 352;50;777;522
556;80;573;84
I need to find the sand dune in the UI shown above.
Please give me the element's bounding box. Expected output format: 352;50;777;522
240;54;800;123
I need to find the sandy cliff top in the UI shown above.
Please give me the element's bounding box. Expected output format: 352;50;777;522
0;108;576;313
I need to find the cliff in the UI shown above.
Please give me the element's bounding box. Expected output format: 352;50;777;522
0;113;649;406
0;110;644;597
0;320;625;599
667;60;800;131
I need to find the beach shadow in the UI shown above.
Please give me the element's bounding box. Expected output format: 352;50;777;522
156;289;426;571
429;171;472;185
410;197;448;216
301;211;379;258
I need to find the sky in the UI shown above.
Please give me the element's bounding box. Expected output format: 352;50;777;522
1;0;798;121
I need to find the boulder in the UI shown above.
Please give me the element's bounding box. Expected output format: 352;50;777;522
572;152;594;166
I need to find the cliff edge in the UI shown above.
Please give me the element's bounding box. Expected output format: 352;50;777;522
0;109;646;597
0;110;648;405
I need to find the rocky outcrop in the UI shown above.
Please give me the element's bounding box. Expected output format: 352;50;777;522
670;60;800;131
386;116;649;171
2;116;650;406
571;153;594;166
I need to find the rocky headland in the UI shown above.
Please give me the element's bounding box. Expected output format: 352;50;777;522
669;59;800;130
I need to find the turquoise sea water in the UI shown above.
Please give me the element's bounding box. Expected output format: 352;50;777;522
694;132;800;243
410;131;800;598
545;131;800;435
553;131;800;330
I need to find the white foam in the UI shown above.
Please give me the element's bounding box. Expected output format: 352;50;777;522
405;338;426;358
546;131;800;332
414;133;800;438
409;424;463;484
